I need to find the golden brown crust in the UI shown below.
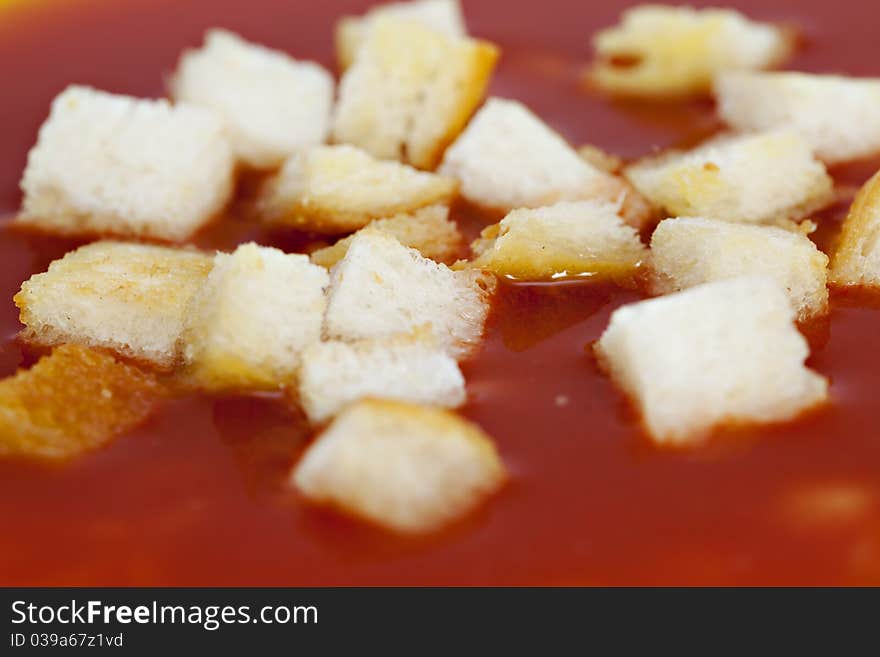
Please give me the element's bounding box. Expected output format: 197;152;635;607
830;169;880;288
588;7;797;99
577;144;624;173
258;146;460;235
310;205;463;267
14;241;213;370
414;40;500;170
263;192;454;235
334;16;360;72
458;202;647;284
333;18;499;171
0;345;164;460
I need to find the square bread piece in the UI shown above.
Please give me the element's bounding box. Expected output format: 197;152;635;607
0;345;163;461
625;130;833;226
309;204;462;268
464;200;647;282
715;72;880;164
831;170;880;287
292;398;506;533
591;5;792;97
15;241;214;369
170;29;334;170
17;85;234;242
594;276;829;446
297;332;466;425
336;0;466;70
259;145;458;234
439;98;652;227
651;217;829;321
182;243;329;391
332;16;498;170
323;229;495;359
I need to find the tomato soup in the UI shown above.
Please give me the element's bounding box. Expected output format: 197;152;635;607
1;0;880;585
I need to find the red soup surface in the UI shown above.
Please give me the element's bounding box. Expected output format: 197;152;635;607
1;0;880;586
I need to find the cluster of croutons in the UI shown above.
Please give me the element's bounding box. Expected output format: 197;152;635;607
5;0;880;534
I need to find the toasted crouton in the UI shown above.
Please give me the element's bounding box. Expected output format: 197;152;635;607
259;145;458;234
0;345;163;460
463;200;647;282
182;243;329;391
651;217;829;320
323;230;495;359
16;86;234;242
332;16;498;170
15;242;213;369
439;98;653;228
310;205;462;267
715;72;880;164
336;0;466;70
292;399;506;533
590;5;793;97
594;276;829;446
297;332;466;424
626;130;833;226
170;29;334;170
830;170;880;287
578;144;624;173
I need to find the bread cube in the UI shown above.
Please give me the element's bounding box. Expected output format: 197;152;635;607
259;145;458;234
15;241;213;369
310;204;461;268
591;5;793;97
292;399;506;533
651;217;829;320
182;243;329;391
0;345;163;460
439;98;652;227
336;0;466;70
594;276;829;445
323;229;495;359
297;331;466;424
716;72;880;164
464;200;647;282
332;16;498;170
170;29;334;170
830;170;880;287
578;144;623;173
16;86;234;242
626;130;833;226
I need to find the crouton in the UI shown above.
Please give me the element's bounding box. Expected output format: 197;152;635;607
578;144;623;173
651;217;829;320
594;276;829;445
16;86;234;242
463;200;647;282
259;145;459;234
439;98;653;228
309;204;461;267
336;0;466;70
170;29;334;170
182;243;329;391
323;229;495;359
590;5;793;97
15;241;213;369
715;72;880;164
332;16;498;170
830;169;880;288
0;345;163;460
297;331;466;424
292;398;506;533
625;130;833;226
